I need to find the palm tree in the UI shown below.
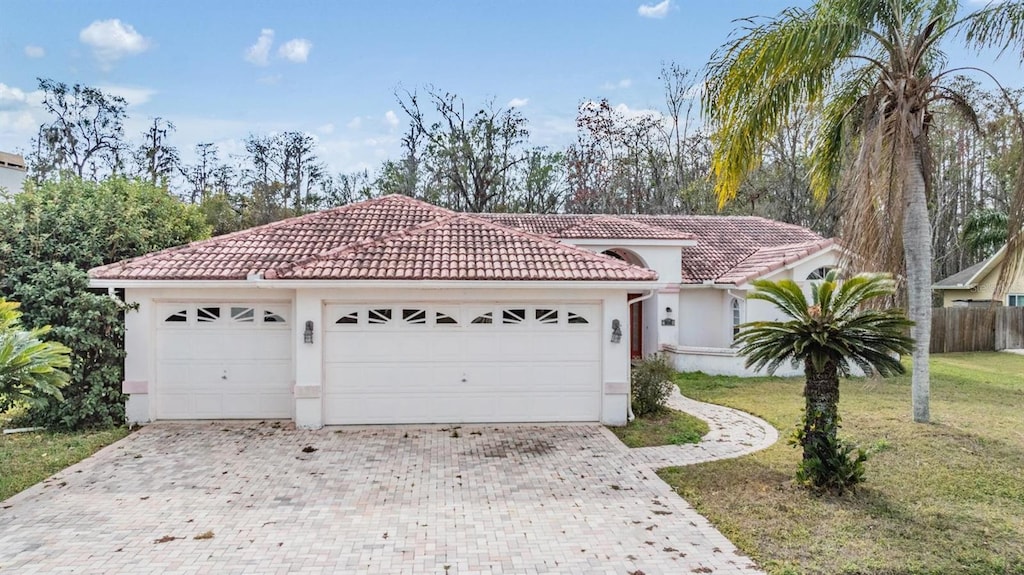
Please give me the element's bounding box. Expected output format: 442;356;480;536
703;0;1024;423
736;271;913;489
0;299;71;409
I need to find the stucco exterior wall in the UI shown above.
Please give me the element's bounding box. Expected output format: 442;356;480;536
666;248;842;377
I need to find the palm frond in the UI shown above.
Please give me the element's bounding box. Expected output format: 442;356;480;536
736;272;913;377
963;1;1024;60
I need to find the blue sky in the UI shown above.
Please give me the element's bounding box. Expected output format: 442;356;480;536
1;0;1021;174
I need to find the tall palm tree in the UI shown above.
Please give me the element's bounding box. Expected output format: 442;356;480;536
0;299;71;409
736;271;913;488
704;0;1024;423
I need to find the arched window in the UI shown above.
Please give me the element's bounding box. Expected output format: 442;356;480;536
807;266;835;280
731;298;744;340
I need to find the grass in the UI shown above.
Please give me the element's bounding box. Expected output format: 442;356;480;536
0;411;129;501
659;352;1024;575
609;407;709;448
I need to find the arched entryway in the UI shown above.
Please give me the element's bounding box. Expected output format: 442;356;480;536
603;248;648;359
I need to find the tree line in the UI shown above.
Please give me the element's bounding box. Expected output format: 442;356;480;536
21;70;1021;279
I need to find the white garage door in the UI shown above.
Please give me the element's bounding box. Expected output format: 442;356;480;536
323;303;602;424
155;302;293;419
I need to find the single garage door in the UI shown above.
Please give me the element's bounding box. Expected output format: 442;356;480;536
323;303;602;424
155;302;293;419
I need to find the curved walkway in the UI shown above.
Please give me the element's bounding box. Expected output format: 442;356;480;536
618;387;780;469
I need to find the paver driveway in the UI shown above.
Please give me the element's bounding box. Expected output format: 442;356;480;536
0;422;764;574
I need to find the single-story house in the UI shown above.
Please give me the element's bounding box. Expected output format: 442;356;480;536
933;245;1024;307
89;194;839;428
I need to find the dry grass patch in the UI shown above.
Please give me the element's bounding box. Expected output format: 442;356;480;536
0;412;129;501
609;408;709;448
659;353;1024;575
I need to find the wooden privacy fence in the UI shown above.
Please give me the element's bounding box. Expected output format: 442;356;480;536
930;307;1024;353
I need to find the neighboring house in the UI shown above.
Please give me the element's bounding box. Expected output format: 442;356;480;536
0;151;27;193
933;245;1024;307
89;195;839;428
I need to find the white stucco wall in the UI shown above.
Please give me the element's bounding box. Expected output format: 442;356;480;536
665;248;842;377
121;284;636;427
0;165;26;194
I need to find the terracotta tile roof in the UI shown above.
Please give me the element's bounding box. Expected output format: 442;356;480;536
627;216;828;284
89;195;656;282
274;214;656;281
481;213;829;284
478;214;695;240
715;240;836;285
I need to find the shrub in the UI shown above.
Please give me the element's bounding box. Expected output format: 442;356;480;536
631;353;676;417
789;412;868;494
0;177;209;429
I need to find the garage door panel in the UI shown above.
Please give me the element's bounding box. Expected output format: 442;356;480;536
325;391;598;424
156;302;293;420
323;302;602;425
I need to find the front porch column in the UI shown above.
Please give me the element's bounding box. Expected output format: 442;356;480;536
293;291;323;429
601;293;631;426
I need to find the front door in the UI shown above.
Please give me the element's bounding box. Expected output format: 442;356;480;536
628;294;643;359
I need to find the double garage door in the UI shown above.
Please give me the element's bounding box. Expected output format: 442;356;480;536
154;301;602;423
323;303;602;424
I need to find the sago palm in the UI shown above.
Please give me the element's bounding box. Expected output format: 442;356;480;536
737;271;913;490
0;299;71;409
704;0;1024;423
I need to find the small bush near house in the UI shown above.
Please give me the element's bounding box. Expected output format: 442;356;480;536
631;353;676;417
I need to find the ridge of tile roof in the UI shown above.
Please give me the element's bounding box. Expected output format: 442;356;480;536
90;195;657;282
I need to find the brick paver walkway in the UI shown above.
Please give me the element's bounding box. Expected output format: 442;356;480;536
0;394;777;575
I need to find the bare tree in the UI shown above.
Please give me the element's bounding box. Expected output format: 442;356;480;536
29;79;128;181
397;88;529;212
134;118;180;186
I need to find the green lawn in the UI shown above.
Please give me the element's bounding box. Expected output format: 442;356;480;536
0;413;129;501
609;408;709;448
659;352;1024;575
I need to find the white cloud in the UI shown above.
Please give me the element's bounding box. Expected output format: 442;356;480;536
245;29;275;66
0;83;34;110
507;97;529;108
96;84;156;106
384;110;400;129
613;102;663;120
0;83;48;150
638;0;670;19
278;38;312;63
24;45;45;58
258;74;283;85
79;19;150;66
346;116;363;130
601;78;632;90
317;122;335;135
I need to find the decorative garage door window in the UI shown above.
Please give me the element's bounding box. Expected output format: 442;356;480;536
160;303;290;327
328;304;595;329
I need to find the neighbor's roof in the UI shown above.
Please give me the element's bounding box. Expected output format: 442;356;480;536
481;213;830;285
0;151;27;170
932;259;989;289
88;195;657;282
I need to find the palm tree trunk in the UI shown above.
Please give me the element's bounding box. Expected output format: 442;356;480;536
905;145;931;423
803;358;839;460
